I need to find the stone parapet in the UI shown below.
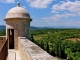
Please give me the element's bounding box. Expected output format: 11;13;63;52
18;37;57;60
0;36;6;41
0;36;6;48
0;36;8;60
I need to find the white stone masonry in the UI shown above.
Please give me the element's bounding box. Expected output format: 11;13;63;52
18;37;57;60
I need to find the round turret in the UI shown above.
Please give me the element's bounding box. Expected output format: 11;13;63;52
4;2;32;50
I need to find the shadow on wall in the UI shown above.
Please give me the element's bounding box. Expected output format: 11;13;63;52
0;36;8;60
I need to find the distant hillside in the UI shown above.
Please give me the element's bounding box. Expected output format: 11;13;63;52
30;26;49;30
0;25;39;30
0;25;79;30
0;25;6;29
30;26;38;30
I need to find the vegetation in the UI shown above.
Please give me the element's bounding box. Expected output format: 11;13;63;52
0;29;6;36
30;28;80;60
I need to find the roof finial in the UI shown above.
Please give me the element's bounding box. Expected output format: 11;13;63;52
17;2;20;7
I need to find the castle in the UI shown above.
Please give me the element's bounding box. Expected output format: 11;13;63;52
0;2;57;60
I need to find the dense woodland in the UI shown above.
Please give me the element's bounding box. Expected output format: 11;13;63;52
30;28;80;60
0;29;80;60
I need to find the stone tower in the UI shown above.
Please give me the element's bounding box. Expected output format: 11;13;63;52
4;2;32;50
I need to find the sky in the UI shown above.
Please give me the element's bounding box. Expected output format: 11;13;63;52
0;0;80;27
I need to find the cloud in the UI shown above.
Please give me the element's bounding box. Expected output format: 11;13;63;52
41;18;80;26
40;0;80;26
42;13;76;21
41;12;78;26
0;0;15;3
57;20;80;27
52;1;80;15
23;6;26;9
30;0;80;27
26;0;54;8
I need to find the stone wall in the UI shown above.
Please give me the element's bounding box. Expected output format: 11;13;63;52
0;36;6;48
6;20;30;49
0;36;8;60
0;36;6;41
18;37;57;60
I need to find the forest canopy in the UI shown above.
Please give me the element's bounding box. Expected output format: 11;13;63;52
30;28;80;60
